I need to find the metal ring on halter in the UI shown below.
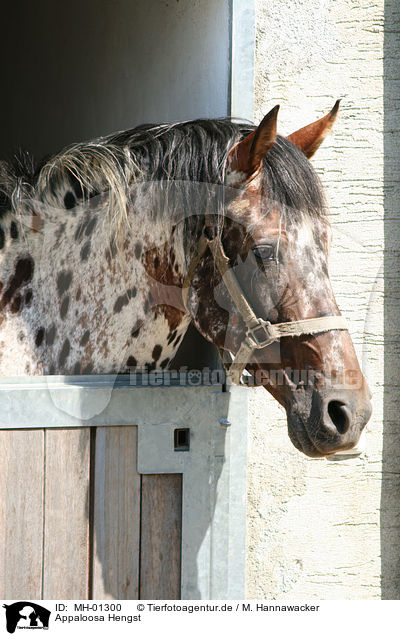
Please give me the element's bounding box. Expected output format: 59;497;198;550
246;319;276;349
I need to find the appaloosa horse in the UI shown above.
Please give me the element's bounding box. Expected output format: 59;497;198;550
0;102;371;456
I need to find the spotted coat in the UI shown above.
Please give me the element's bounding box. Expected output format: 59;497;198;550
0;199;189;375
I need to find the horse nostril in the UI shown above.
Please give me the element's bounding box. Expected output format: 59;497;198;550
327;400;351;435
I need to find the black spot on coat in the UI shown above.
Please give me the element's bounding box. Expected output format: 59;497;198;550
46;324;56;346
113;294;129;313
73;361;81;374
127;287;137;299
127;356;137;368
35;328;45;347
58;338;71;367
64;191;76;210
60;296;70;319
134;242;142;259
0;257;34;310
10;221;18;240
80;241;91;261
152;344;162;361
80;330;90;346
57;270;73;296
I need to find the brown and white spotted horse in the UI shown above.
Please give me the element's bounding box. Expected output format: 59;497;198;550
0;102;371;456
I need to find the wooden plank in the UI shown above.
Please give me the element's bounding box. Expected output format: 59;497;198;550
0;429;44;598
92;426;141;599
43;428;90;599
140;474;182;600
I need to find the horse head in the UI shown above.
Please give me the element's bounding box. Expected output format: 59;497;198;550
184;103;372;457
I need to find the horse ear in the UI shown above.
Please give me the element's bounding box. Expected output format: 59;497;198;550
287;100;340;158
227;105;279;182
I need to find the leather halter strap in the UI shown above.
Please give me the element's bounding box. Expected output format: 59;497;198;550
182;230;348;384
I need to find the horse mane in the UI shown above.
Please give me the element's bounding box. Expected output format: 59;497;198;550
0;118;326;233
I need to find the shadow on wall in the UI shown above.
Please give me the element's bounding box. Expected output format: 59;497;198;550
382;0;400;600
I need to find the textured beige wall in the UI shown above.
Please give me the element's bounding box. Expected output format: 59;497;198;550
246;0;399;599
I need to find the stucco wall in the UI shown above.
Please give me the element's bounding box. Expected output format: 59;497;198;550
247;0;399;599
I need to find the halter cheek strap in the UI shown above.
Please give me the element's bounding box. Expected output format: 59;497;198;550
182;230;348;385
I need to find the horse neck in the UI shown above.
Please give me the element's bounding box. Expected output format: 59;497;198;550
0;187;193;375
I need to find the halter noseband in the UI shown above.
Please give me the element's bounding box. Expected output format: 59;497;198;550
182;226;348;385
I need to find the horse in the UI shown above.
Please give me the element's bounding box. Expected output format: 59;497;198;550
0;101;372;457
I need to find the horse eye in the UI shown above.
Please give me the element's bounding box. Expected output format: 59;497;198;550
252;244;276;263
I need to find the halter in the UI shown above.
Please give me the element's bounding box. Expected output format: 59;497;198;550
182;226;348;385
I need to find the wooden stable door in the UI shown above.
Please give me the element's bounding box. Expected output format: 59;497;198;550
0;380;247;600
0;427;182;600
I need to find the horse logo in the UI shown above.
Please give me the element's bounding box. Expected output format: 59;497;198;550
2;602;50;633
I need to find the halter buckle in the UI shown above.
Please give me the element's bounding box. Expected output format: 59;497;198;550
246;320;276;349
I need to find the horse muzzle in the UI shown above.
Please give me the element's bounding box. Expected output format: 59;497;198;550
286;385;372;458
